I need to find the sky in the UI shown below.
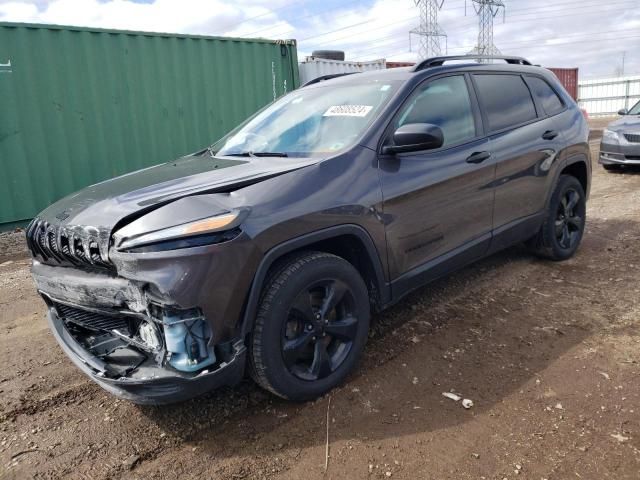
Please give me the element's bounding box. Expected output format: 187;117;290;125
0;0;638;78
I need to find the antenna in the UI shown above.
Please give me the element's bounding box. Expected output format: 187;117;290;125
410;0;447;60
467;0;505;59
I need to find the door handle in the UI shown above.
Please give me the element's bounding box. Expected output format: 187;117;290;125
466;151;491;164
542;130;559;140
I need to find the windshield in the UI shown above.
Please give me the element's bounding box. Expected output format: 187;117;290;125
213;80;401;157
629;100;640;115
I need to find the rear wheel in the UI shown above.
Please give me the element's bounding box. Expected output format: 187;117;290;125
249;252;370;400
526;174;586;260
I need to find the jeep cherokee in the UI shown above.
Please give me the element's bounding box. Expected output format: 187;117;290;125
27;55;591;404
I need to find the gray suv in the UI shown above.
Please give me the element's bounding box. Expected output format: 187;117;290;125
27;55;591;404
599;100;640;170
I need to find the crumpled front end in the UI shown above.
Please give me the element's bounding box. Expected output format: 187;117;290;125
27;213;259;404
24;153;320;403
46;306;246;405
31;260;248;404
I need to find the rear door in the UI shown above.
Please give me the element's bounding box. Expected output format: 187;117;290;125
471;73;566;248
379;73;495;289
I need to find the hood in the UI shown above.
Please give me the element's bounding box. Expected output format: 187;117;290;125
38;153;318;230
606;115;640;132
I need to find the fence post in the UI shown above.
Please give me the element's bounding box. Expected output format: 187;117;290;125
625;80;631;110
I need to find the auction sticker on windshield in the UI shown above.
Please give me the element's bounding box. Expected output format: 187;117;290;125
324;105;373;117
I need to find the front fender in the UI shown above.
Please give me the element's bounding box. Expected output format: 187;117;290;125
238;224;389;338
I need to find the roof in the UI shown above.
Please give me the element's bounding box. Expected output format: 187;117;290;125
302;56;549;89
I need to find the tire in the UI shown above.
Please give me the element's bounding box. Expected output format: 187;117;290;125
249;251;370;401
526;174;586;261
311;50;345;61
602;163;620;172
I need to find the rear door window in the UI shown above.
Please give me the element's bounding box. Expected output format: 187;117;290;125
473;74;538;132
525;76;565;116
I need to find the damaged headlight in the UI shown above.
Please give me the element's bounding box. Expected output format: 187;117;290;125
114;211;243;252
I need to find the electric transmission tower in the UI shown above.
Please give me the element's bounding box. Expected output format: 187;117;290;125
468;0;505;56
410;0;447;60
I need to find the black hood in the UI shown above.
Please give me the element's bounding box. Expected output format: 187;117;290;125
37;153;318;230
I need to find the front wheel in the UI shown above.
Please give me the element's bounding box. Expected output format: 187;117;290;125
526;174;586;261
249;252;370;401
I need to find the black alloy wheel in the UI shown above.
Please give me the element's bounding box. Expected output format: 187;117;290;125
282;279;358;381
555;188;583;250
526;174;586;261
250;252;370;401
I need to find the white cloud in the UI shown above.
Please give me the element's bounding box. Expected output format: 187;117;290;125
0;0;294;37
0;0;638;77
0;1;39;21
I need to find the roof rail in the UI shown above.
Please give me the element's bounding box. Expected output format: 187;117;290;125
413;55;532;71
301;72;359;87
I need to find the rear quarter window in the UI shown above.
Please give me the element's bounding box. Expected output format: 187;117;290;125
473;74;538;132
525;76;565;116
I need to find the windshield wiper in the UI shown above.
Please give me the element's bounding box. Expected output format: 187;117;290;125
225;151;289;158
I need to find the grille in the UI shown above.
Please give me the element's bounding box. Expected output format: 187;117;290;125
56;303;129;332
26;218;111;269
623;133;640;143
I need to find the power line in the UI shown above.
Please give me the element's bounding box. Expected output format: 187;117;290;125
304;1;636;53
349;26;640;58
251;0;632;43
300;14;417;49
241;0;368;38
351;32;640;62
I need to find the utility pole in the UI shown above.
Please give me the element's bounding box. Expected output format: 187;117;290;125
410;0;447;60
622;51;626;76
468;0;505;57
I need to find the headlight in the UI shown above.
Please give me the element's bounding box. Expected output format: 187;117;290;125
602;129;619;142
115;211;242;251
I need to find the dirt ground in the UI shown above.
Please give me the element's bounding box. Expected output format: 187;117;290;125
1;131;639;479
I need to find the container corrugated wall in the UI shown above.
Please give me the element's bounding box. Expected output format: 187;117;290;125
298;58;386;85
547;68;579;100
0;22;298;227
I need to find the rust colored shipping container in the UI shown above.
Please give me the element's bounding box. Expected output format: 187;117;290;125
386;61;415;68
547;68;579;100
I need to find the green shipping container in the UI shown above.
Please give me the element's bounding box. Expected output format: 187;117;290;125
0;22;299;228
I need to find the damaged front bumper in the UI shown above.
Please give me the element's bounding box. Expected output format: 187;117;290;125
32;260;249;405
46;306;246;405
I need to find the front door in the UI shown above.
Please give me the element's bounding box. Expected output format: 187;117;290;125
378;74;495;293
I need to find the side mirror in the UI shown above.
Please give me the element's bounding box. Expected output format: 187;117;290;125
618;108;628;116
383;123;444;155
